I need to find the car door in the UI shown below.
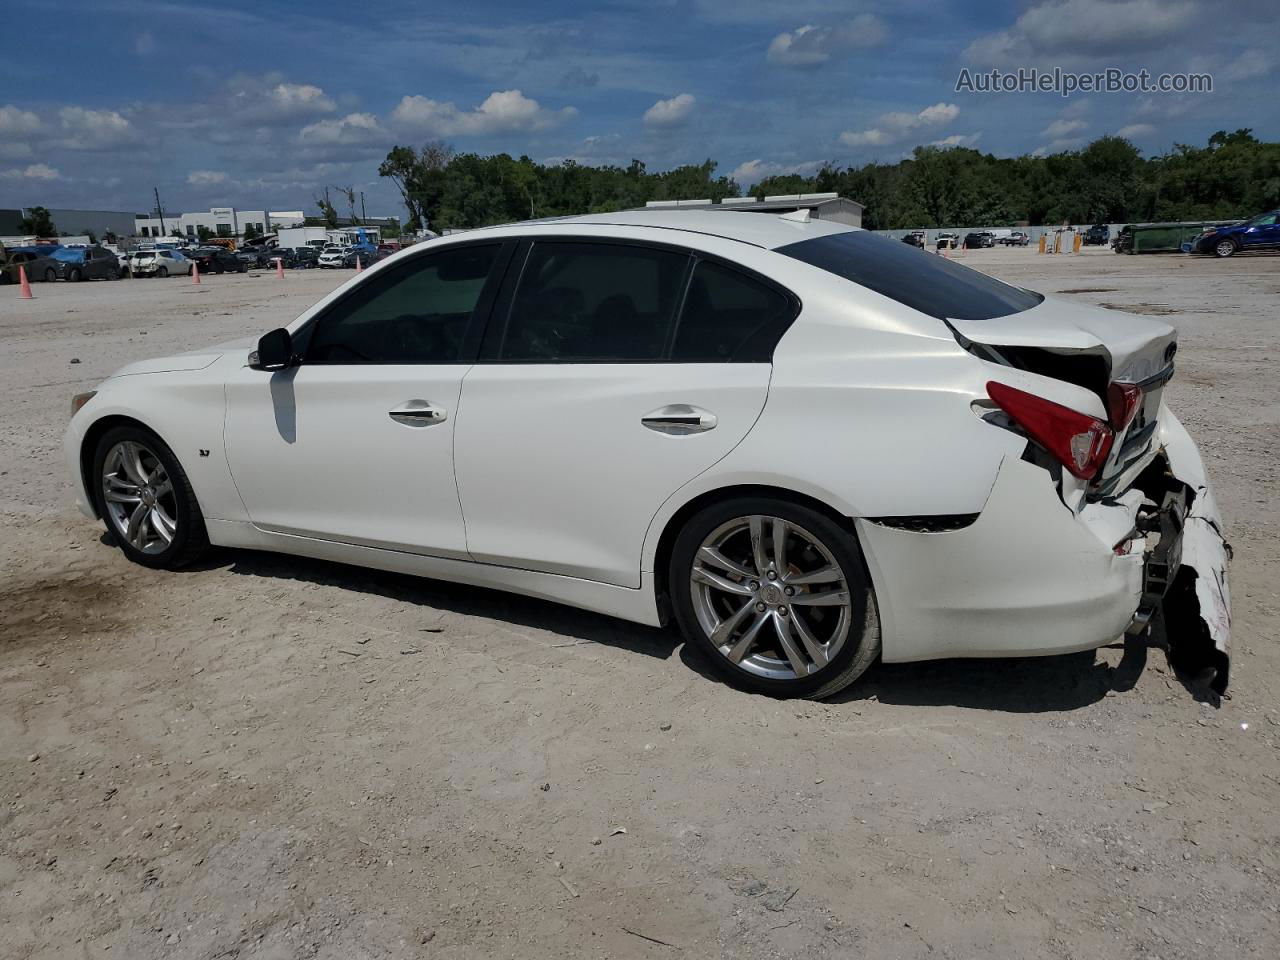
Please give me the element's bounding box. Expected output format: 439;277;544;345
454;239;796;587
223;242;510;557
1241;212;1279;249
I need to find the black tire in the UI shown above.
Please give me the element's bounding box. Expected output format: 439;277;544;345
90;425;209;569
1213;238;1238;258
44;268;56;282
109;267;120;280
69;268;83;282
238;264;247;273
157;266;168;278
669;497;881;700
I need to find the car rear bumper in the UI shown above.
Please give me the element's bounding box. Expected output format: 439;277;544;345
857;411;1230;689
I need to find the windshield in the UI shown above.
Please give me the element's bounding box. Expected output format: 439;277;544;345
776;230;1044;321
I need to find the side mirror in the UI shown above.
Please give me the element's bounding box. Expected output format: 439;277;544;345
249;328;294;370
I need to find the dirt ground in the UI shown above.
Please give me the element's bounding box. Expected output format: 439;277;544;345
2;250;1278;960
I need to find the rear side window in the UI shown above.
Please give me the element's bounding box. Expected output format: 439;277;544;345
777;230;1042;321
303;244;499;364
498;242;688;361
671;260;796;361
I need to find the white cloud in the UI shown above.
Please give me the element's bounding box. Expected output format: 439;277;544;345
728;158;824;185
1222;49;1271;82
643;93;696;128
0;163;61;180
1115;123;1156;139
840;102;959;148
298;112;387;146
767;16;888;67
57;107;136;149
227;79;338;125
929;132;983;148
393;90;576;136
135;31;155;55
1041;118;1088;138
0;104;43;136
966;0;1196;65
187;170;228;185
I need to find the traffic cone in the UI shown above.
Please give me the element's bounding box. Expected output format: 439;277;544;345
192;262;200;284
18;263;33;299
355;256;363;273
275;257;285;279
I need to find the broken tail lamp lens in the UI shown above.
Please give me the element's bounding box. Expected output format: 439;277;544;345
1107;382;1144;430
986;381;1114;481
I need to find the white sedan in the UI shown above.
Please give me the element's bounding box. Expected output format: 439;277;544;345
129;249;193;277
63;210;1231;698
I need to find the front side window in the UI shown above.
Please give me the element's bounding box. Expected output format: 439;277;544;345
498;242;688;361
778;230;1043;321
303;244;499;364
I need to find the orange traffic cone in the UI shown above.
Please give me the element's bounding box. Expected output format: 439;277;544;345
275;257;285;279
18;263;34;299
355;256;363;273
192;262;200;284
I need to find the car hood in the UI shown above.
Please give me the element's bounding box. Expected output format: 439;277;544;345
108;337;256;378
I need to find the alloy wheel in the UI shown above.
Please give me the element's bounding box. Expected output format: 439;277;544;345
101;440;179;555
689;515;851;681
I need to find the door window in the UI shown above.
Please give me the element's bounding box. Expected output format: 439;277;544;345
497;242;689;361
670;259;797;362
303;244;500;364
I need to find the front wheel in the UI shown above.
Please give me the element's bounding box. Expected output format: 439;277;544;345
669;498;880;700
68;268;83;282
157;266;168;278
92;427;209;569
44;268;56;282
1214;238;1238;258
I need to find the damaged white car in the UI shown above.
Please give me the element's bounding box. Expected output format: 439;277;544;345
63;210;1230;698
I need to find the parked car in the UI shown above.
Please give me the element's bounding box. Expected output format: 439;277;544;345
1191;210;1280;258
999;231;1031;246
935;232;959;251
62;210;1232;699
1084;224;1111;246
318;249;348;268
130;249;193;278
4;247;62;282
188;247;247;274
277;247;319;269
901;231;926;248
52;245;122;281
236;248;274;268
963;231;995;249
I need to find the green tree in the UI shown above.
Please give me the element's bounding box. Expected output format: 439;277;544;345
314;188;339;229
17;206;56;236
243;222;258;241
196;225;213;242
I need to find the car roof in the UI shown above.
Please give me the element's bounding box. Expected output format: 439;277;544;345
472;208;857;251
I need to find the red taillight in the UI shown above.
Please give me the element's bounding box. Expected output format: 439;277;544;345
987;381;1114;481
1107;382;1143;430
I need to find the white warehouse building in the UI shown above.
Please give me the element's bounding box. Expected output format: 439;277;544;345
134;207;305;239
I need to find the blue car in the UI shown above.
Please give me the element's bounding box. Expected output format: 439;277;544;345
1192;209;1280;258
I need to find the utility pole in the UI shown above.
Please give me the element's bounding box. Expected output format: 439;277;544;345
153;187;167;236
360;191;366;224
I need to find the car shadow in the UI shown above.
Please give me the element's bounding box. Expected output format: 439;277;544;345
198;548;680;662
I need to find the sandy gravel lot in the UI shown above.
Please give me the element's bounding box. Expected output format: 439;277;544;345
2;250;1278;959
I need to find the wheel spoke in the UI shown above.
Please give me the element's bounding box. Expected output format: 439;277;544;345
710;598;755;647
785;565;842;586
126;503;148;548
152;477;172;499
120;442;150;485
691;566;754;596
748;515;770;576
788;589;850;607
150;505;176;543
772;518;789;574
726;610;771;664
788;610;829;668
697;545;754;580
104;488;141;505
773;614;810;677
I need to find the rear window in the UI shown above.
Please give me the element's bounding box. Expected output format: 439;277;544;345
777;230;1043;321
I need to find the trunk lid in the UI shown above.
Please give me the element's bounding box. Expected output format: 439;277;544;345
949;295;1178;492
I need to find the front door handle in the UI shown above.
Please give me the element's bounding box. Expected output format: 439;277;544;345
641;404;718;436
389;400;447;426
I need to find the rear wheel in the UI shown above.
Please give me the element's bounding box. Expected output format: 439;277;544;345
1214;238;1238;258
670;498;880;699
68;268;83;282
91;426;209;569
44;268;56;282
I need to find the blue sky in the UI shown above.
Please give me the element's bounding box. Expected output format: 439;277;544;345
1;0;1275;220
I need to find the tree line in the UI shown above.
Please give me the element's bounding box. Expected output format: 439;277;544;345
376;129;1278;232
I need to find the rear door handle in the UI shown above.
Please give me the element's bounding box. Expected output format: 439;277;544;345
389;400;447;426
641;404;718;436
